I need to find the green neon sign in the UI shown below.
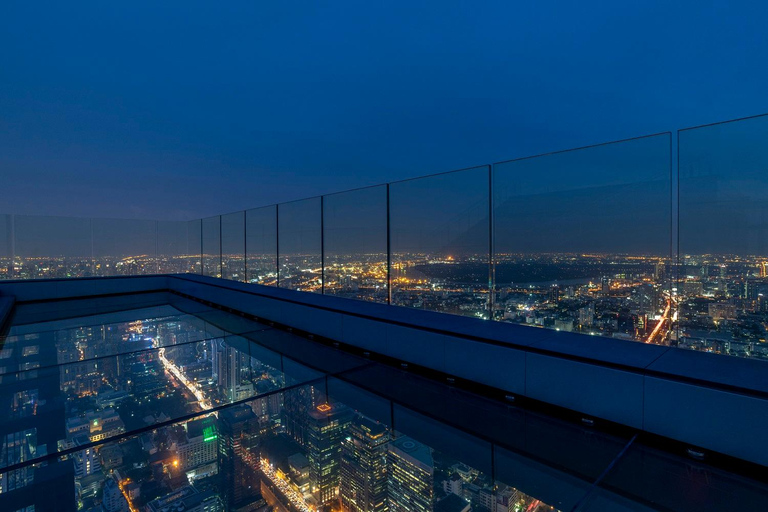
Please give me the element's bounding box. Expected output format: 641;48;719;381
203;426;217;442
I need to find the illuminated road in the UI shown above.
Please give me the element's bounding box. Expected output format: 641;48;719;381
526;499;541;512
117;478;139;512
260;457;313;512
646;298;671;345
158;347;212;410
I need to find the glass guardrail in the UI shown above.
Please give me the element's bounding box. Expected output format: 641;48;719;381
3;114;768;361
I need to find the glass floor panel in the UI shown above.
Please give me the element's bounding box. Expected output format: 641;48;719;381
0;293;766;511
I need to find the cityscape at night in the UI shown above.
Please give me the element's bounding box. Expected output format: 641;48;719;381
0;301;559;512
4;249;768;362
3;2;768;510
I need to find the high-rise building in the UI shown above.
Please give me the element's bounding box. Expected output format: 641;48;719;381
387;436;434;512
340;416;390;512
548;284;560;303
178;416;218;472
307;402;354;506
71;435;101;478
578;303;595;328
0;428;45;494
102;478;129;512
282;385;325;446
212;338;241;401
218;404;261;510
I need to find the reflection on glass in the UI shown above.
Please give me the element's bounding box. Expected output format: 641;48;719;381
324;186;388;302
0;312;330;474
1;216;205;282
579;441;768;511
3;284;575;512
202;216;222;278
278;198;322;292
187;218;203;275
221;211;245;282
0;214;11;279
157;220;192;274
13;215;93;279
3;291;760;512
390;167;490;318
0;309;219;376
678;115;768;360
92;218;157;276
246;206;278;286
494;134;672;343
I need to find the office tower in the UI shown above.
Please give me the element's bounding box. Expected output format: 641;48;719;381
102;478;130;512
388;436;434;512
282;384;326;446
307;402;354;506
601;277;610;295
178;416;218;472
71;435;101;478
340;416;390;512
0;428;45;494
578;303;595;328
218;404;261;509
212;338;241;400
548;284;560;303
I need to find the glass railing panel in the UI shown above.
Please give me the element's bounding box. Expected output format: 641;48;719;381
333;351;637;509
157;220;191;274
577;442;768;512
323;185;388;303
245;205;277;286
0;310;257;376
8;293;190;326
678;115;768;360
390;166;490;317
13;215;93;279
494;134;672;344
242;329;372;376
0;331;331;472
1;379;325;512
0;214;11;279
92;218;157;276
201;215;221;278
390;404;498;512
187;218;202;274
278;198;322;292
221;211;245;282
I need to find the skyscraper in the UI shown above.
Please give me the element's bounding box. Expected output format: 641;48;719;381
388;436;434;512
307;402;354;506
282;384;326;446
218;404;260;509
178;416;218;473
340;415;390;512
212;339;241;401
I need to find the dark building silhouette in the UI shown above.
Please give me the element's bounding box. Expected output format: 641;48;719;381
218;404;261;510
340;415;390;512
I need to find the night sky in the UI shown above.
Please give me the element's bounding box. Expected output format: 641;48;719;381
2;2;768;221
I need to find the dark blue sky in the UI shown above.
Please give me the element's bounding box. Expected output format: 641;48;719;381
2;2;767;221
